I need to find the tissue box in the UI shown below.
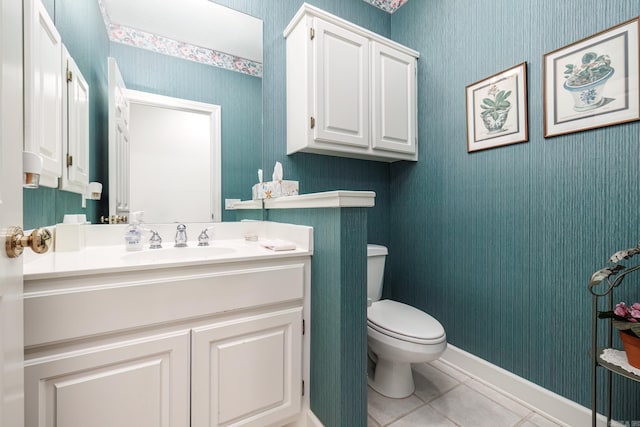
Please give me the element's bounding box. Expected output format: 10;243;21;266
252;180;299;200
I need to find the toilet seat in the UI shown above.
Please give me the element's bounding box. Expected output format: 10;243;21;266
368;300;445;345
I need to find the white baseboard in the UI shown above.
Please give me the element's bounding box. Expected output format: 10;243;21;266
306;410;324;427
282;409;324;427
440;344;612;427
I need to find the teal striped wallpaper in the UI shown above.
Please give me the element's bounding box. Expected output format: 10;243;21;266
262;208;369;427
390;0;640;420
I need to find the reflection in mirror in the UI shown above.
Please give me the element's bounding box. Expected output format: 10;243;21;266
104;0;263;223
22;0;263;229
126;90;221;223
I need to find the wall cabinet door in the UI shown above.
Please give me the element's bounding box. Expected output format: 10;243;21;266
313;18;369;148
191;308;303;427
371;42;417;155
24;0;63;188
25;331;190;427
61;47;90;194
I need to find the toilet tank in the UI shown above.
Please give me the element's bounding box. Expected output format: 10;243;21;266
367;244;388;302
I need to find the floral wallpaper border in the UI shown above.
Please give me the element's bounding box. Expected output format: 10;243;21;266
98;0;262;77
362;0;409;14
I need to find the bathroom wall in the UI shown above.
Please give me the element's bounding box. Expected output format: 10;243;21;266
390;0;640;419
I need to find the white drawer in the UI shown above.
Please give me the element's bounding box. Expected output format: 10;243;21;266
25;262;305;347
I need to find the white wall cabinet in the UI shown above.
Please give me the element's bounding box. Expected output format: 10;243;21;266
24;0;91;192
61;47;90;195
285;4;419;162
24;0;63;187
24;258;308;427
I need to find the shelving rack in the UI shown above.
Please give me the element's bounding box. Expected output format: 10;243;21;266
589;245;640;427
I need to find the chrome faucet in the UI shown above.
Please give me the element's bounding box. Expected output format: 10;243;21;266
174;224;188;247
198;225;215;246
149;230;163;249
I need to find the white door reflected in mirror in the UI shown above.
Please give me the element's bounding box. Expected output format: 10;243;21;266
112;88;221;224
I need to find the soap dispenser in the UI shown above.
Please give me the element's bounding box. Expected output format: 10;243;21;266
124;211;144;251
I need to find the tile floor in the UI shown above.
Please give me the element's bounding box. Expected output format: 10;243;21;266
367;360;564;427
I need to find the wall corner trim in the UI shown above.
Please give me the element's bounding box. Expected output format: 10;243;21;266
440;344;609;427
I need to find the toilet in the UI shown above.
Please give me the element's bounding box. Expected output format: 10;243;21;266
367;244;447;398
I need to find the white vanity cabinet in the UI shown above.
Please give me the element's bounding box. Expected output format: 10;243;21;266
24;257;308;427
24;0;63;187
61;47;90;194
284;4;419;162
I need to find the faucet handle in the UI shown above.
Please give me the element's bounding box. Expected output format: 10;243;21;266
149;230;162;249
198;225;214;247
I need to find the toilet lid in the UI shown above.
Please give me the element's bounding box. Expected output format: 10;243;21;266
368;300;445;344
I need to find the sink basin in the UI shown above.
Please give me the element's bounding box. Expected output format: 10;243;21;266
122;245;236;263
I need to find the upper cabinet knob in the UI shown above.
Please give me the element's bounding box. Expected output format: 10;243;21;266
5;226;52;258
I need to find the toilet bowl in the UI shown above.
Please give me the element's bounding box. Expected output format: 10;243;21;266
367;244;447;398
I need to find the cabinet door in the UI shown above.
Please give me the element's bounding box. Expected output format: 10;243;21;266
313;18;369;148
24;0;63;188
115;118;130;214
191;308;303;427
61;48;90;194
371;42;417;154
25;331;190;427
108;58;130;217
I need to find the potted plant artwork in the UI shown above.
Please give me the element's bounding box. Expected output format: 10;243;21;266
599;301;640;369
480;84;511;133
563;51;614;112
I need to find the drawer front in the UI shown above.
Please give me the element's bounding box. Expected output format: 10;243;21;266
25;263;305;347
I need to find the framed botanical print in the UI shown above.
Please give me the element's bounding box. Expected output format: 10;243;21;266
544;17;640;137
466;62;528;152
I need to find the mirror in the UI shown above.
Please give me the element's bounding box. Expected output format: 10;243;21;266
104;0;263;223
22;0;263;228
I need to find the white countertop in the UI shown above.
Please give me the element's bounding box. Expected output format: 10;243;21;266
24;221;313;280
